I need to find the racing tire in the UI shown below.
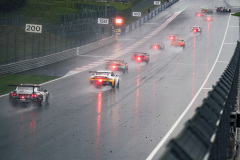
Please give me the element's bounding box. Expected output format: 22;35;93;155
112;80;115;88
37;99;43;107
117;80;119;88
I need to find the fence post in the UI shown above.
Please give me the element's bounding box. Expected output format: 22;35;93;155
49;30;51;54
15;31;17;62
60;27;62;52
38;32;40;57
24;32;26;60
55;26;57;53
43;31;45;56
32;33;34;58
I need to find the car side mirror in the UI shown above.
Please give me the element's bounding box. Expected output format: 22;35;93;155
44;89;47;92
116;75;118;76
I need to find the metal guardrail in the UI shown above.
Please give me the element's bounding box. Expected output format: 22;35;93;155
0;34;116;76
120;0;178;35
160;41;240;160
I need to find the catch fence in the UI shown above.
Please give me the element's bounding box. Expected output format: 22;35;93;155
160;41;240;160
0;19;112;65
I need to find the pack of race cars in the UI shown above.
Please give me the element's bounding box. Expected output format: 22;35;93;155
8;5;232;106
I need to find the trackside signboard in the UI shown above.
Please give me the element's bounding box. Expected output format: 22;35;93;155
98;18;109;24
25;24;42;33
154;1;161;5
132;12;141;17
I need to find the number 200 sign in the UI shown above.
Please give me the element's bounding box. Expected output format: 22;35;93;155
132;12;141;17
25;24;42;33
98;18;109;24
154;1;161;5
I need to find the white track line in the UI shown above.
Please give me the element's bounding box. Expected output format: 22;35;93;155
202;88;212;90
146;14;231;160
223;43;236;44
217;61;229;63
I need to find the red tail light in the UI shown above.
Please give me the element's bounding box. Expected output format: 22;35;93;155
30;94;38;98
113;66;116;69
171;37;173;40
21;96;25;99
11;93;17;96
207;18;210;21
98;79;102;83
138;57;141;60
194;29;197;32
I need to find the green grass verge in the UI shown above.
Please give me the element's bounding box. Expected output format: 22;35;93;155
9;0;131;24
0;74;59;95
231;12;240;17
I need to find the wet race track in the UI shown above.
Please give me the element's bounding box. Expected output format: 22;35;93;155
0;0;239;159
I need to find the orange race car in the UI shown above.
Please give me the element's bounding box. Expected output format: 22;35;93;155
171;39;185;48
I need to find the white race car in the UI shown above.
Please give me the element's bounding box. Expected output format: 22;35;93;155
89;70;120;88
8;84;49;106
190;26;202;33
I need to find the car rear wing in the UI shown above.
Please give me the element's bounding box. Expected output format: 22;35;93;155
167;34;179;37
7;84;39;94
105;60;123;62
89;71;110;74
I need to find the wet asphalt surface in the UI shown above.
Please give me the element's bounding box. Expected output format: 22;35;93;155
0;0;240;159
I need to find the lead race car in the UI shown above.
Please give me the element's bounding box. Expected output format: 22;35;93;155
149;42;165;51
216;7;231;12
8;84;49;106
89;70;119;88
105;59;128;73
190;26;202;33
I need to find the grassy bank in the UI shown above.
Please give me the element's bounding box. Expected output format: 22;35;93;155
9;0;131;24
231;12;240;17
0;74;59;95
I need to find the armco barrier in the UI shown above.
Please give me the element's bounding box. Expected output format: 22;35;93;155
160;41;240;160
0;34;117;76
120;0;179;35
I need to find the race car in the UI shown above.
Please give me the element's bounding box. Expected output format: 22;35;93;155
131;52;149;63
204;15;213;21
171;39;185;48
167;34;179;41
195;12;203;17
216;7;231;12
89;70;119;88
190;26;202;33
105;59;128;73
8;84;49;106
149;42;165;51
201;8;213;14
